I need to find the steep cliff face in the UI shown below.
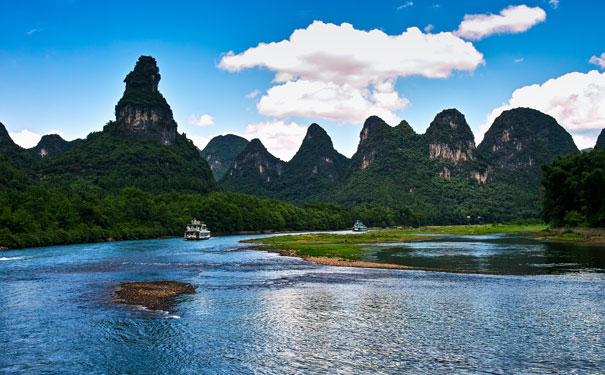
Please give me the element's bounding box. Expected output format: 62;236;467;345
200;134;249;180
596;129;605;149
114;56;177;145
425;109;476;164
28;134;80;159
477;108;579;184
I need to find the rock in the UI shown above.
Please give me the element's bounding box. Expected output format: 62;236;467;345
114;56;177;145
114;281;195;311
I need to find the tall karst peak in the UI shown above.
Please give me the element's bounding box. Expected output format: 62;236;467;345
225;138;284;178
114;56;177;145
477;107;578;185
425;109;475;164
288;123;349;182
300;123;334;151
595;129;605;149
360;116;391;143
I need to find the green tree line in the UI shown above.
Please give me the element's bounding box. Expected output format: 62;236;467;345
542;149;605;227
0;184;426;249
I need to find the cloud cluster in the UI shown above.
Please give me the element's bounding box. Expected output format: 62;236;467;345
9;129;42;148
479;70;605;148
455;5;546;41
189;114;215;127
244;120;307;161
589;53;605;69
8;129;65;148
219;21;484;124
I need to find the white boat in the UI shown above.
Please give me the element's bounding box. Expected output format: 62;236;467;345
352;220;368;232
184;219;211;240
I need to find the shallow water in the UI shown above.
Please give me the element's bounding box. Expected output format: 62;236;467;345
0;234;603;374
363;234;605;275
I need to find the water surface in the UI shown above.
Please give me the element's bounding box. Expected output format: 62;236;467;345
0;234;603;374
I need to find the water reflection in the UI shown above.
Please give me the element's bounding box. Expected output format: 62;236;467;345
365;234;605;274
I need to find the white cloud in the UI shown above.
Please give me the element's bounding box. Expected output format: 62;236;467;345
244;120;307;161
549;0;559;9
9;129;42;148
257;79;408;125
478;70;605;149
424;24;434;33
219;21;483;124
245;89;261;98
397;2;413;10
26;29;37;35
455;5;546;41
514;58;524;63
189;114;215;127
589;53;605;69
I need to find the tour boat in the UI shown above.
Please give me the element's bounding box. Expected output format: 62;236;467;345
352;220;368;232
184;219;211;240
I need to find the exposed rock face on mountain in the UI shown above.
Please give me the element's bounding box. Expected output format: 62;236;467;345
200;134;249;180
40;56;218;194
477;108;579;184
596;129;605;149
219;107;580;223
425;109;475;164
220;138;285;197
114;56;177;145
28;134;80;159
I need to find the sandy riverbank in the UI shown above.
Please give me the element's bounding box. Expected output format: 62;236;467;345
259;247;517;276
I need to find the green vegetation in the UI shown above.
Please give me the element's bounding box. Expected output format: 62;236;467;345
200;134;249;180
41;124;219;195
245;224;546;260
0;183;430;249
542;149;605;227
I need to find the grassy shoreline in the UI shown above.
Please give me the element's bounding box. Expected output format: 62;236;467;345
243;224;549;273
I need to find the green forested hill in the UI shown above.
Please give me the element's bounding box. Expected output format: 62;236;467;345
28;134;81;159
200;134;249;180
218;108;581;224
41;123;218;194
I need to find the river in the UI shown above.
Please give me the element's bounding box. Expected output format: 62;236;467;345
0;233;603;374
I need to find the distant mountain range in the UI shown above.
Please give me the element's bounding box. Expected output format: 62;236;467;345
212;107;584;223
1;55;601;224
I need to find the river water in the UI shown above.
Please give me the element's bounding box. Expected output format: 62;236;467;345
0;233;603;374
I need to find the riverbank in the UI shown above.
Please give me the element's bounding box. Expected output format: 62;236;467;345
244;224;550;274
532;227;605;243
254;246;518;275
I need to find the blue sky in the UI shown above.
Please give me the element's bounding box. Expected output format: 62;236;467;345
1;0;604;158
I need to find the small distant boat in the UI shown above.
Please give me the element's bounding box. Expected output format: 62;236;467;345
184;219;211;240
352;220;368;232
